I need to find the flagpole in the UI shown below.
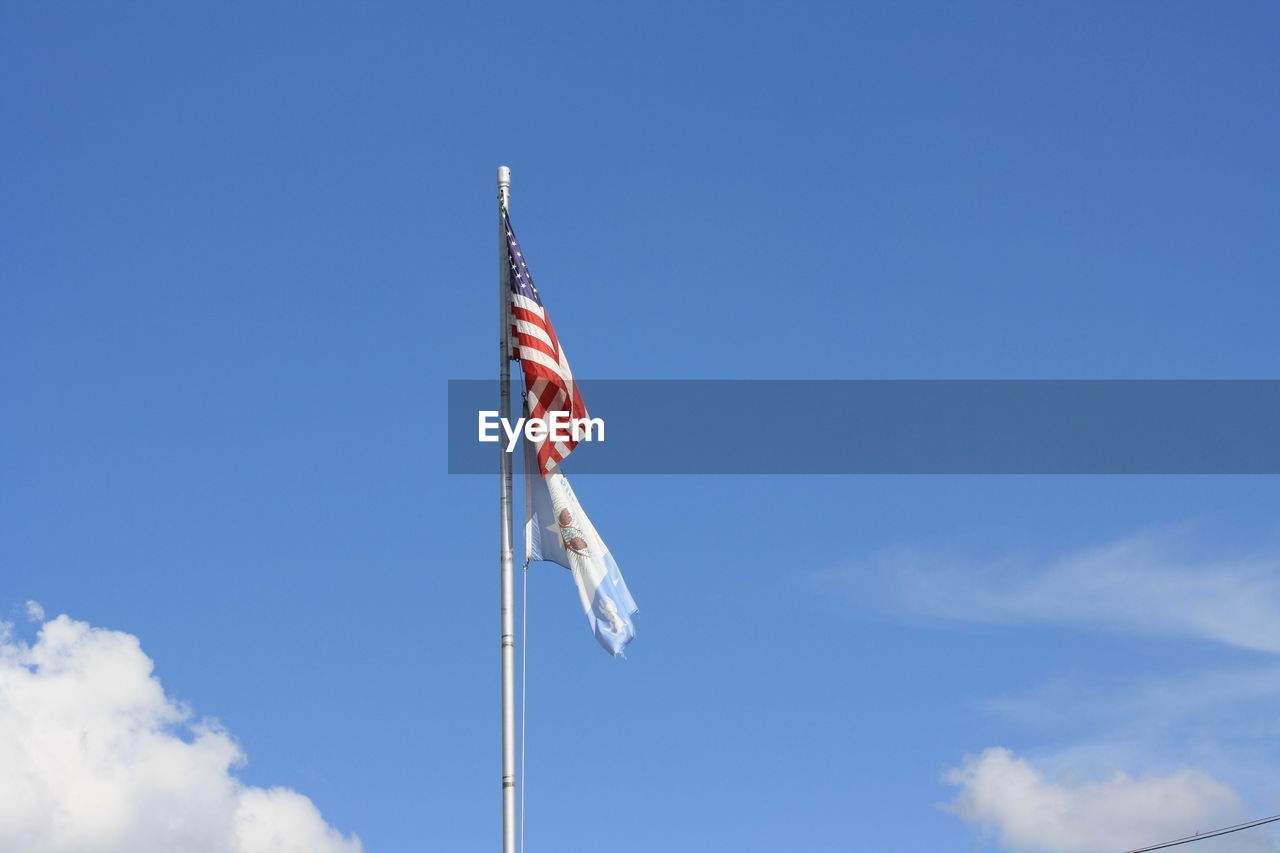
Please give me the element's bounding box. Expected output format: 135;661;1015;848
497;165;517;853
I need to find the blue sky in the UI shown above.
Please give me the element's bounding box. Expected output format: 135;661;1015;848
3;3;1279;851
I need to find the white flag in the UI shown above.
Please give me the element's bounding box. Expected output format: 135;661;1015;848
524;449;637;657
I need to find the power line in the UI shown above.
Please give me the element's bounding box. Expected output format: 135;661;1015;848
1120;813;1280;853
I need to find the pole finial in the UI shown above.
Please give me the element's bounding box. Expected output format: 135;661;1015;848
497;166;511;209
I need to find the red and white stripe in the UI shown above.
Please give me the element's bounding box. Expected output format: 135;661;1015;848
510;293;588;474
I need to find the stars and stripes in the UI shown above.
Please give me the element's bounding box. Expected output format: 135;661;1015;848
504;211;588;474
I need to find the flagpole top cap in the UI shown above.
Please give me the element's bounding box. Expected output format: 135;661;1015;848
497;166;511;188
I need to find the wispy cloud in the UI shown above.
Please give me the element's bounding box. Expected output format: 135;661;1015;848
0;608;361;853
973;664;1280;803
983;665;1280;733
847;529;1280;654
943;747;1277;853
821;529;1280;850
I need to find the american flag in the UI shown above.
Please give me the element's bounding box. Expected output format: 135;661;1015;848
505;211;588;474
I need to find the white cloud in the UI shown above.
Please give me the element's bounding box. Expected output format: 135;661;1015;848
943;747;1276;853
24;600;45;622
0;613;362;853
869;530;1280;654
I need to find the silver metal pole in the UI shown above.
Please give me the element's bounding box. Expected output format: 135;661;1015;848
496;165;517;853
